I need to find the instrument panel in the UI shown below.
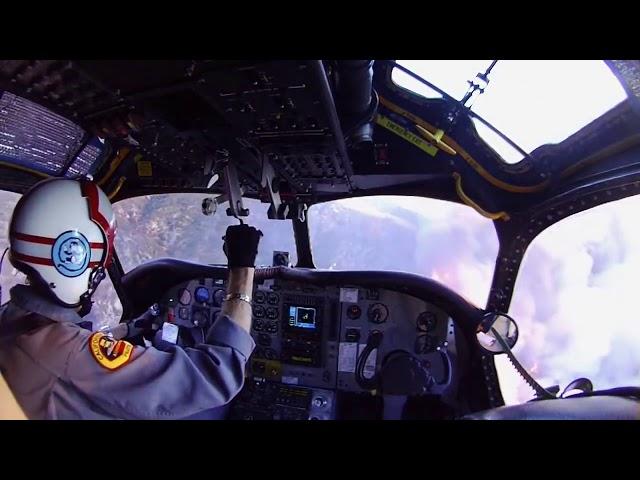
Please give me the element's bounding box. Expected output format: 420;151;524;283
157;276;459;420
159;277;227;344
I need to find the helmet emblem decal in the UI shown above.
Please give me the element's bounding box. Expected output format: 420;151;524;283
52;231;91;277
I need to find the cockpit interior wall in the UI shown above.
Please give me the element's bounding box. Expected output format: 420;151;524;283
1;59;640;419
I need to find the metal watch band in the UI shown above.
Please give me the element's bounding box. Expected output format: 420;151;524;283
224;292;252;304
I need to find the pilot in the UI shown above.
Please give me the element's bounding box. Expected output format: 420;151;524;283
0;178;261;419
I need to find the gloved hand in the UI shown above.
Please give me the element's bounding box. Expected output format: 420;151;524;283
223;224;263;268
124;307;162;339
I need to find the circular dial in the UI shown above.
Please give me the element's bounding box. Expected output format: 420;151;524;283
367;303;389;324
194;287;209;304
266;307;278;320
347;305;362;320
312;396;327;408
213;289;225;307
254;291;266;304
417;312;437;332
192;309;210;327
253;305;265;318
415;334;437;354
266;322;278;333
264;348;278;360
178;288;191;305
267;292;280;305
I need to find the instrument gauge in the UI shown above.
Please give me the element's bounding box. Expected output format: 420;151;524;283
367;303;389;324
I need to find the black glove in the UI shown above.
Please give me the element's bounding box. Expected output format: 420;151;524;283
223;224;263;268
125;307;162;339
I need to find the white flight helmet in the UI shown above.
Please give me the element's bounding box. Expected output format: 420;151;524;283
8;178;116;308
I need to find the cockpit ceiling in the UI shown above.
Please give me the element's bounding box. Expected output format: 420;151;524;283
0;60;639;219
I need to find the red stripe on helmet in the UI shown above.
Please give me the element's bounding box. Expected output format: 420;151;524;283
12;231;104;249
81;181;115;268
14;253;100;270
14;253;99;270
12;252;54;266
12;232;55;245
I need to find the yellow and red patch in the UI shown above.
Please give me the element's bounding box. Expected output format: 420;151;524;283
89;333;134;371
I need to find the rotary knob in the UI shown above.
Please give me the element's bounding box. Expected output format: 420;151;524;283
417;312;437;332
312;396;327;408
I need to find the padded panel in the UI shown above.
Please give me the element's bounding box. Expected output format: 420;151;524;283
465;395;640;420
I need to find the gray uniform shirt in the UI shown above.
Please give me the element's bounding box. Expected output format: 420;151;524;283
0;285;255;420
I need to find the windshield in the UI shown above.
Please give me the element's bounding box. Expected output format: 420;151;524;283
113;194;298;273
308;196;499;307
497;194;640;404
392;60;628;163
82;194;299;330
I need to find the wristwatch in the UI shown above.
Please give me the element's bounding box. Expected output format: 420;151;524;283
224;292;252;304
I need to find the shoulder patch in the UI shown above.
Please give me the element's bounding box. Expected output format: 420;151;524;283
89;332;134;371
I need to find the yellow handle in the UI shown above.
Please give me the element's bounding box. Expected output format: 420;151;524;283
453;172;510;221
107;176;127;200
97;148;130;187
415;125;457;155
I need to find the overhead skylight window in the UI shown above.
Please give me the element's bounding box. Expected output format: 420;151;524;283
0;91;104;176
66;139;104;178
392;60;493;100
392;60;628;164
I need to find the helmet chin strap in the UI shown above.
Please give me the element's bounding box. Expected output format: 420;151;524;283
78;267;107;318
77;294;93;317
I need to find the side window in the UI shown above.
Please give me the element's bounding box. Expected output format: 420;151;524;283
497;195;640;404
0;191;24;304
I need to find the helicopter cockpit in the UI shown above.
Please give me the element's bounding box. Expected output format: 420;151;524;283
1;60;640;420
